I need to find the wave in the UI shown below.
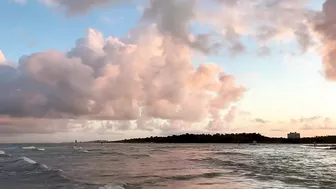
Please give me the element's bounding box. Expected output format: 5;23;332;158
213;151;249;156
0;155;101;188
20;146;46;152
167;172;223;181
100;151;127;156
189;157;238;169
21;146;36;150
73;146;89;153
99;183;126;189
129;153;150;158
0;154;130;189
22;156;37;164
149;149;168;153
0;150;10;157
34;148;45;151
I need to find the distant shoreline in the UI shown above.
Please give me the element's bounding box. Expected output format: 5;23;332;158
87;133;336;144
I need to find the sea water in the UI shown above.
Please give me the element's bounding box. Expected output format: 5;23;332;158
0;143;336;189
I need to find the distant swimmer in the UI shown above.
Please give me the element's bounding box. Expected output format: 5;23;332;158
74;140;78;147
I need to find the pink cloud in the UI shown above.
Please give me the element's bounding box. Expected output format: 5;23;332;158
0;50;6;63
0;27;245;134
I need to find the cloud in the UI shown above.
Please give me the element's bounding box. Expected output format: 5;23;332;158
254;118;268;124
290;116;335;130
291;116;321;124
24;0;333;72
39;0;132;16
238;110;251;116
33;0;319;56
0;116;71;135
312;0;336;80
6;0;336;136
31;0;336;83
324;117;332;127
0;27;245;135
299;116;321;122
270;128;287;132
224;106;237;123
0;50;6;63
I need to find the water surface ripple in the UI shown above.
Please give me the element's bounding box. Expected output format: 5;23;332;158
0;143;335;189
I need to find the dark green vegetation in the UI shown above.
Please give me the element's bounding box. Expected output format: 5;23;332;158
90;133;336;144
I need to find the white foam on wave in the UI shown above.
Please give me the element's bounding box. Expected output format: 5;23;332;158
40;164;49;169
22;157;37;164
99;184;125;189
22;146;36;150
73;146;89;153
0;150;5;155
35;148;45;151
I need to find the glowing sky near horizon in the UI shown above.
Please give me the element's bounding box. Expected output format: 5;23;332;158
0;0;336;142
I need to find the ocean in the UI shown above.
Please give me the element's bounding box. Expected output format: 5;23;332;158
0;143;336;189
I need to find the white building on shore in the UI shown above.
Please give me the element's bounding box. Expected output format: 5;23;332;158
287;132;300;139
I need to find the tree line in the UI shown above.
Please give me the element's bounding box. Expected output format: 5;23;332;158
90;133;336;144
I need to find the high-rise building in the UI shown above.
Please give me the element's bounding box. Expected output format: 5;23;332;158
287;132;300;139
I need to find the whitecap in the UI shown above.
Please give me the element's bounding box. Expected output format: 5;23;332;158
40;164;49;170
22;146;36;150
73;146;89;153
21;157;37;164
35;148;45;151
99;184;126;189
0;150;5;155
73;146;82;150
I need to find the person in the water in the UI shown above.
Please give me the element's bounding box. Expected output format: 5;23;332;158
74;140;78;147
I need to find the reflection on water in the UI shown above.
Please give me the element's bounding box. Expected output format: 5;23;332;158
1;143;336;189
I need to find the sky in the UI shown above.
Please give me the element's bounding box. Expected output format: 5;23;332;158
0;0;336;143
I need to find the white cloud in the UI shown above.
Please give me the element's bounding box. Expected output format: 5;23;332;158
0;27;245;136
0;50;6;63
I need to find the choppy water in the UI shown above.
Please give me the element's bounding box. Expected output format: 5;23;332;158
1;143;336;189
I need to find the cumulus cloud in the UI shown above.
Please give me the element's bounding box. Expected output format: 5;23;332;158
0;50;6;63
18;0;335;79
224;106;236;123
33;0;320;55
0;26;245;134
312;0;336;80
5;0;336;136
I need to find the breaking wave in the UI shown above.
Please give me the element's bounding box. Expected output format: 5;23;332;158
0;150;10;157
99;183;127;189
21;146;45;151
73;146;90;153
0;154;126;189
21;146;36;150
